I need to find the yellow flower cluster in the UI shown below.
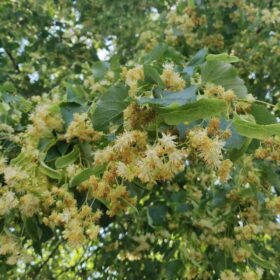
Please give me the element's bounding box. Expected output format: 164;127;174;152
3;166;28;186
261;8;280;25
218;159;233;182
204;83;236;103
27;98;63;141
137;30;158;51
232;247;251;262
125;65;144;96
0;190;18;216
19;193;40;217
0;235;31;265
160;63;186;92
188;128;225;169
234;224;260;240
123;103;155;130
42;187;101;248
221;268;263;280
64;113;102;142
255;137;280;164
164;8;201;46
96;131;186;186
266;197;280;214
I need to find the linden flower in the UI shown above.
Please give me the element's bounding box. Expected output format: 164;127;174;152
63;219;85;248
246;93;255;103
125;65;144;96
160;63;186;92
65;113;102;142
220;270;239;280
4;166;28;186
0;156;7;172
86;224;100;240
204;83;236;102
125;65;144;86
218;159;233;182
19;193;40;217
158;133;177;153
116;162;135;182
189;129;225;168
261;8;280;25
232;248;251;263
123;103;155;131
5;251;32;265
94;146;115;165
0;234;19;256
167;150;185;173
66;164;79;177
242;270;261;280
0;191;19;216
59;208;73;223
0;123;14;134
29;102;63;138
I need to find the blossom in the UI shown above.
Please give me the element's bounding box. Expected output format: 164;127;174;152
220;270;239;280
160;64;186;92
116;162;135;182
0;235;19;256
28;102;63;139
19;193;40;217
4;166;28;186
0;191;18;216
232;248;251;262
218;159;233;182
0;156;7;172
63;219;85;248
65;113;102;142
86;225;100;240
189;129;225;168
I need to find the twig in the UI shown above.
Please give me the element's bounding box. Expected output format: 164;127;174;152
32;241;61;279
3;46;20;73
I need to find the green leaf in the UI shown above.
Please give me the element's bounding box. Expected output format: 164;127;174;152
39;158;62;180
233;114;280;140
69;165;105;188
92;61;109;81
147;205;168;227
188;48;208;67
60;102;86;126
164;260;183;279
243;244;276;270
228;137;252;162
92;85;128;131
138;86;197;107
24;217;42;242
251;103;276;124
206;53;239;63
158;98;227;125
65;83;87;105
188;0;195;8
55;145;80;169
201;61;247;97
38;137;57;153
184;48;208;75
144;43;184;64
143;64;164;86
258;161;280;194
10;152;26;166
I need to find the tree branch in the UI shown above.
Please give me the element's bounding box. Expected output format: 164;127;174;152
2;45;20;73
30;241;61;279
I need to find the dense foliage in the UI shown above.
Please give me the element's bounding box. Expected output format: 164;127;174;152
0;0;280;279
